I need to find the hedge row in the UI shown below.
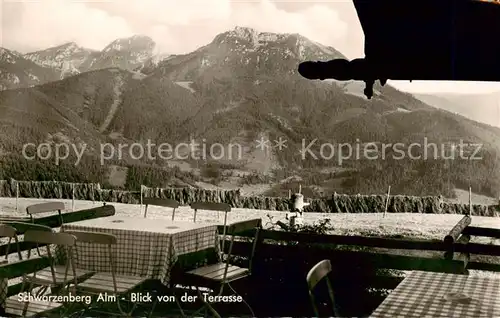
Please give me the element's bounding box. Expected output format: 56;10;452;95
0;180;498;216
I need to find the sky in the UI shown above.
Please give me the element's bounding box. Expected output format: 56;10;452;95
1;0;500;94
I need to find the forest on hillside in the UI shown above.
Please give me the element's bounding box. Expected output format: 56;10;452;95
1;151;498;199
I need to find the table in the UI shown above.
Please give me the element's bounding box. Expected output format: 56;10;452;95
370;271;500;317
60;215;219;285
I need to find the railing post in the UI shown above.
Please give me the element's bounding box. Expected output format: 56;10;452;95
444;216;472;245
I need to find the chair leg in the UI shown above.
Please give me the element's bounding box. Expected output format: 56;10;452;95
65;308;87;318
60;301;84;318
146;288;172;318
226;282;255;317
195;287;221;318
147;304;157;318
35;285;49;297
69;292;124;317
117;296;138;317
170;288;187;317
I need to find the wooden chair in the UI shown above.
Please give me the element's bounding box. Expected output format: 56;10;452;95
0;224;22;264
9;222;53;235
4;231;78;317
26;202;65;226
190;202;231;224
9;222;93;300
64;230;148;317
306;259;339;317
0;224;22;316
179;218;262;317
190;202;232;258
143;198;180;220
10;222;53;259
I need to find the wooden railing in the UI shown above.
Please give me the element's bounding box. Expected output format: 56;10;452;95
215;218;500;315
445;215;500;272
216;218;500;283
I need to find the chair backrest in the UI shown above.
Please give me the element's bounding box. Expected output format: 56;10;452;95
64;230;117;245
9;222;53;259
227;218;261;236
0;224;17;238
64;230;120;294
26;202;65;225
224;218;262;276
143;198;180;220
191;202;231;212
306;259;338;317
190;202;231;223
0;224;22;262
9;222;53;234
22;230;78;290
191;202;232;260
24;230;76;246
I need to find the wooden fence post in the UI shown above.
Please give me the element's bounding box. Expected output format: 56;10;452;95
140;185;144;213
98;183;105;206
72;183;75;212
468;186;472;216
15;180;19;212
383;186;391;218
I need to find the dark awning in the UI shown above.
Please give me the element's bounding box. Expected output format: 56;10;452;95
353;0;500;81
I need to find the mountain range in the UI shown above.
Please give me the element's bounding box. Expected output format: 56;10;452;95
1;26;499;199
415;92;500;128
0;35;161;91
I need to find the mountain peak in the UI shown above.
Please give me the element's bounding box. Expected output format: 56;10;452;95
131;34;152;40
103;35;155;53
211;26;345;61
230;26;260;38
226;26;303;43
221;26;283;44
59;42;80;51
54;42;91;56
0;47;20;63
0;47;11;55
25;42;87;56
60;41;77;47
93;35;158;70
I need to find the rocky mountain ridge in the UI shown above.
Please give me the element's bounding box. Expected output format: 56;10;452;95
1;35;169;89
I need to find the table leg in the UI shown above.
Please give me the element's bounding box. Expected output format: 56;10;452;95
0;278;7;313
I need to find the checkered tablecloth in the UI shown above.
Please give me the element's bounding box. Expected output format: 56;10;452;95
60;215;219;286
370;271;500;317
